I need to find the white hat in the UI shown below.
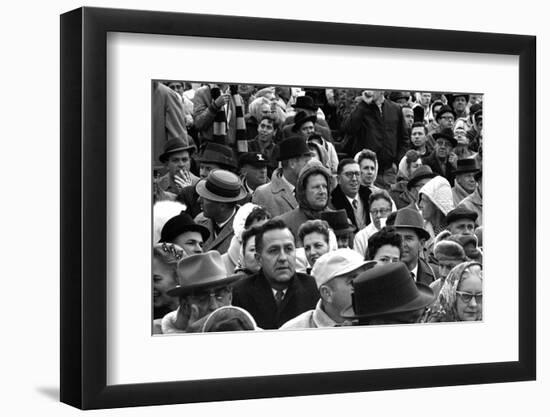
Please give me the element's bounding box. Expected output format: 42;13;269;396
311;248;376;288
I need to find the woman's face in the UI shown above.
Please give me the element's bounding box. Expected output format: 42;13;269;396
456;266;483;321
418;195;436;221
373;244;401;265
152;258;177;309
243;236;261;273
408;159;422;177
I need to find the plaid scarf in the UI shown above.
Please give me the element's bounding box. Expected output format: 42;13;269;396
211;86;246;149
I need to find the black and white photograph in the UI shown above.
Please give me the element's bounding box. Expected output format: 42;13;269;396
152;82;484;334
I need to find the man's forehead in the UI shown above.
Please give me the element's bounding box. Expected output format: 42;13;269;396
263;229;294;244
169;150;190;159
397;228;419;238
451;218;475;225
341;163;360;172
178;230;203;240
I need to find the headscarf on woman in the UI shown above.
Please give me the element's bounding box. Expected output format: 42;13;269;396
424;261;482;322
419;175;455;239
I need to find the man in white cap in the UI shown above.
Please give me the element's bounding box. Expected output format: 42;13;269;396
280;249;376;329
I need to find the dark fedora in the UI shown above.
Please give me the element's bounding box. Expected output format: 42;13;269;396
159;211;210;243
291;111;317;132
159;137;196;163
340;262;435;319
321;209;356;235
238;152;269;168
276;136;312;161
433;127;458;147
446;207;478;224
453;158;480;175
393;207;431;241
196;142;238;170
435;105;456;121
407;165;436;190
291;95;318;111
196;169;248;203
167;251;243;297
446;93;470;105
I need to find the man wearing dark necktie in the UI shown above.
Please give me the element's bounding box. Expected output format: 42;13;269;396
231;219;320;329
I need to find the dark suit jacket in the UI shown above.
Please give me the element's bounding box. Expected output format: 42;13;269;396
416;257;436;286
231;270;320;329
422;151;456;185
329;184;372;229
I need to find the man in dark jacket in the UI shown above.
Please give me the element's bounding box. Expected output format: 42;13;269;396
231;219;320;329
392;208;436;286
330;158;372;229
342;90;409;188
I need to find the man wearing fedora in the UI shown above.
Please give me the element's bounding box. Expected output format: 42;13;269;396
176;142;240;218
340;262;435;325
451;158;480;206
277;159;332;240
330;158;372;231
341;90;409;188
280;249;375;329
252;136;312;217
158;211;210;257
159;251;243;333
194;170;248;254
231;219;320;329
282;95;333;141
390;165;436;210
423;127;458;185
393;207;436;285
238;152;269;194
446;93;470;120
155;137;198;201
321;209;356;249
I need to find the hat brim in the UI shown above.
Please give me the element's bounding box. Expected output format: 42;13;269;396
195;180;248;203
407;173;437;190
291;104;318;111
291;115;318;132
340;282;435;320
453;168;481;175
393;224;431;241
333;226;357;235
158;224;211;244
166;273;243;297
432;133;458;148
159;145;197;163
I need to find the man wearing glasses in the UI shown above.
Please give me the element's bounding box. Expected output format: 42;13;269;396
423;127;458;185
330;158;372;231
158;251;243;333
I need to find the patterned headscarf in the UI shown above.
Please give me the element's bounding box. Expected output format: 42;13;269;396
425;261;483;322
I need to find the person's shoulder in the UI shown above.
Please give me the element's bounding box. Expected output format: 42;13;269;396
279;310;314;330
232;270;262;291
295;272;318;287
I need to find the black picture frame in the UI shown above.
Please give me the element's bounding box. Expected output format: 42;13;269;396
60;6;536;410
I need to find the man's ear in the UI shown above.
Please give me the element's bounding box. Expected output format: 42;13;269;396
319;284;332;302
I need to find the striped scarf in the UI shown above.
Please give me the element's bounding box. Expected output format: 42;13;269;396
211;86;246;149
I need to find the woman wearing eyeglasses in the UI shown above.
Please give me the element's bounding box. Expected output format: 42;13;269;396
424;261;483;322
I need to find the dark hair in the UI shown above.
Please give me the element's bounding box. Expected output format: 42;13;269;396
241;226;264;255
244;206;272;229
254;218;293;254
357;149;378;166
259;115;279;130
411;122;428;134
385;211;397;226
297;219;330;246
367;226;403;260
337;158;358;175
368;189;393;207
